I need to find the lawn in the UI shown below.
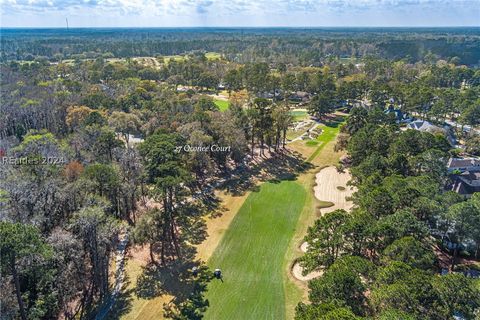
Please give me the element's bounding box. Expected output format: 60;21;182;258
306;123;341;163
305;140;319;147
214;99;230;111
290;110;308;121
205;52;222;60
204;181;307;320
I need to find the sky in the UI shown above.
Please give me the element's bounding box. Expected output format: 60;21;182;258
0;0;479;28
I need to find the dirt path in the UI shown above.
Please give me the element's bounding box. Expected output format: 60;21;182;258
96;231;129;320
291;166;355;282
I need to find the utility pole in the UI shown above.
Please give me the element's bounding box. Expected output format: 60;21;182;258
66;18;69;31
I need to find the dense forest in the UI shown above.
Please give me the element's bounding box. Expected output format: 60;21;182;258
297;108;480;319
1;28;480;65
1;28;480;320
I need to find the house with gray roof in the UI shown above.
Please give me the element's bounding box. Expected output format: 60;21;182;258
448;157;480;197
447;157;480;173
408;120;457;145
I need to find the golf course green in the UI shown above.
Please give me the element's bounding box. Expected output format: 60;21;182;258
204;181;307;320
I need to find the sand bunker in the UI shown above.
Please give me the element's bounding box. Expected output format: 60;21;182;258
292;166;356;282
300;241;309;253
292;262;323;281
292;242;322;281
314;166;355;213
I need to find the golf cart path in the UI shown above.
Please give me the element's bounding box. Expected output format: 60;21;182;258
291;166;355;281
288;122;320;144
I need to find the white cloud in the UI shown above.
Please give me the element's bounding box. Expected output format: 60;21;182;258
0;0;478;26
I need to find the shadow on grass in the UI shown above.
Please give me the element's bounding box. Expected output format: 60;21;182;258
105;287;135;320
324;116;345;128
132;258;213;318
218;150;314;196
105;201;212;318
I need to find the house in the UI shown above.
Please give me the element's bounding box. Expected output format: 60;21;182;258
408;120;456;145
447;157;480;173
176;86;190;92
257;89;283;100
354;63;365;69
258;91;274;99
448;157;480;197
384;105;411;123
450;172;480;197
352;99;371;109
336;99;349;108
127;134;145;145
441;267;480;279
408;120;439;132
450;170;480;198
289;91;311;103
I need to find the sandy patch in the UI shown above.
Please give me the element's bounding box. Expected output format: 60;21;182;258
291;262;323;281
300;241;309;253
314;166;355;213
292;166;356;282
303;166;356;255
207;93;229;101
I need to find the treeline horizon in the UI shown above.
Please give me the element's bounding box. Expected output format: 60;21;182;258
1;27;480;65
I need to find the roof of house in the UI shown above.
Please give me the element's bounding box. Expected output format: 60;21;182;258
450;174;480;195
408;120;457;145
408;120;438;131
451;178;470;195
448;157;480;169
459;171;480;187
293;91;309;97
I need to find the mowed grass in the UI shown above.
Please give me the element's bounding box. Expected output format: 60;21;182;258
290;110;308;121
214;99;230;111
306;122;342;163
204;181;307;320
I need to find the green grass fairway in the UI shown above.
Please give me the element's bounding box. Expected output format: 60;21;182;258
204;181;307;320
306;121;343;162
214;99;230;111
